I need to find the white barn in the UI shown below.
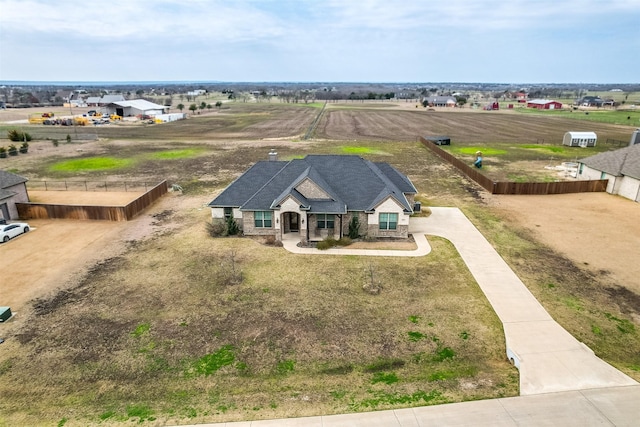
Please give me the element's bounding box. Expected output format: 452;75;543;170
563;131;597;147
578;144;640;202
104;99;168;118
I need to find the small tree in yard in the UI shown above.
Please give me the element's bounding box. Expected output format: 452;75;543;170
215;101;223;109
348;216;361;239
177;103;185;112
189;104;197;114
7;129;32;142
225;216;239;236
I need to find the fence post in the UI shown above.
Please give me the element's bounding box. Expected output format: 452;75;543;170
44;181;47;191
65;181;68;191
85;181;88;191
125;182;128;192
105;181;108;191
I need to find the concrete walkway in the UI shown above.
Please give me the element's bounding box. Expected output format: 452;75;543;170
183;385;640;426
185;208;638;426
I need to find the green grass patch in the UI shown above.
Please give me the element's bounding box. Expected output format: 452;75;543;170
340;146;388;155
50;157;134;172
186;345;236;377
604;313;636;334
352;390;443;409
407;331;427;342
126;404;156;423
455;147;507;156
434;347;456;362
150;148;204;160
519;144;566;153
131;323;150;337
276;359;296;374
371;372;399;385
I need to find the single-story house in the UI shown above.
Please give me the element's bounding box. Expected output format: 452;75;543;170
423;96;456;107
209;154;418;244
0;171;29;220
527;99;563;110
103;99;169;118
563;131;597;147
578;96;604;107
578;144;640;202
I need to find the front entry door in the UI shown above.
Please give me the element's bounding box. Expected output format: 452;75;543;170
289;213;299;232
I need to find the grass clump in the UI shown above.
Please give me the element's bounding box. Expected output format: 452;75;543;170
186;345;236;377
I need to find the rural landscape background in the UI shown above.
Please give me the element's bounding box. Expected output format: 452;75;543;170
0;81;639;426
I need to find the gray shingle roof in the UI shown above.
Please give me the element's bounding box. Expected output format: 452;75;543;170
0;170;28;189
580;144;640;179
209;155;417;213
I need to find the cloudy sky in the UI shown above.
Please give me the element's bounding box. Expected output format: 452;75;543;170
1;0;638;83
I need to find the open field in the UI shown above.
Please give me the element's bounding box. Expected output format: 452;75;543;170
0;104;639;425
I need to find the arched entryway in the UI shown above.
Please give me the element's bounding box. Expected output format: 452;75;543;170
283;212;300;233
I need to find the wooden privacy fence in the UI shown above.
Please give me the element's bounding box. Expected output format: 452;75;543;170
419;137;608;195
17;180;168;221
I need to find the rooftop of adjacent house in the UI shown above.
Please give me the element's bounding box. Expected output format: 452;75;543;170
0;170;28;189
209;155;417;213
0;170;27;201
580;144;640;179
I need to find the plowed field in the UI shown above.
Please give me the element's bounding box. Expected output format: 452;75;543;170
316;108;633;143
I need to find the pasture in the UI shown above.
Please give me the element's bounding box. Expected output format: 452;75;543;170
0;103;638;426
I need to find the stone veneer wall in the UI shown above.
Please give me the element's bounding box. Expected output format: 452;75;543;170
241;211;277;237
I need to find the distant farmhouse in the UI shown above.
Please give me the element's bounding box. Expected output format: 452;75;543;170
0;171;29;221
423;96;456;107
578;144;640;202
578;96;604;107
209;154;418;244
527;99;563;110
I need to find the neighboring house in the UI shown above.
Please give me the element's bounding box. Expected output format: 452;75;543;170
578;144;640;202
516;92;528;103
104;99;168;117
0;171;29;220
563;131;597;147
527;99;563;110
209;154;418;244
578;96;604;107
423;96;456;107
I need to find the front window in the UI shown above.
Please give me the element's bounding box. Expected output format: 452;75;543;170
224;207;233;219
317;214;335;229
254;211;272;228
379;213;398;230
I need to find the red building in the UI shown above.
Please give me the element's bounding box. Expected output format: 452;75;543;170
527;99;563;110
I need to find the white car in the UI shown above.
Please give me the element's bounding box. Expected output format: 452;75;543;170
0;222;30;243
